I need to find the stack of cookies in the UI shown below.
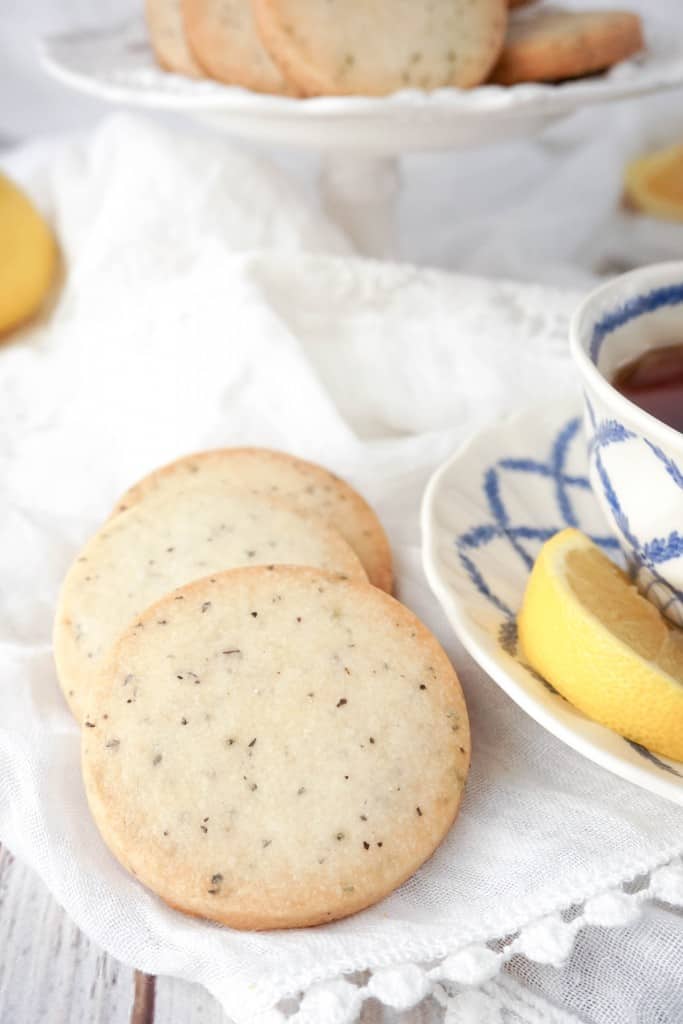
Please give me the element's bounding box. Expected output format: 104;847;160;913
55;449;470;929
146;0;644;96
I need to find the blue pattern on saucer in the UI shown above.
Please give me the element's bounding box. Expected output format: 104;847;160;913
626;742;683;778
455;416;618;620
453;415;681;781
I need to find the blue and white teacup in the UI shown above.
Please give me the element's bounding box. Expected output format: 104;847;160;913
570;262;683;626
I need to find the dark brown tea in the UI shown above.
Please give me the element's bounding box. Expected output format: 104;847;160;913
613;343;683;433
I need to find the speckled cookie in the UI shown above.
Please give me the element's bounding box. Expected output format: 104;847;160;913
491;9;644;85
253;0;508;96
55;487;364;722
145;0;203;77
82;567;469;930
115;448;393;594
182;0;296;93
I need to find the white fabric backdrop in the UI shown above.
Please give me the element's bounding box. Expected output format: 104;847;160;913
1;116;682;1024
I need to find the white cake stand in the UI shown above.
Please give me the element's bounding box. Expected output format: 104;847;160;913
41;18;683;257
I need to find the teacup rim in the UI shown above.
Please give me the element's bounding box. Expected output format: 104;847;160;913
569;261;683;453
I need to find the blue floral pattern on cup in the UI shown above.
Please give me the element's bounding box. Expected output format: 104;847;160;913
580;277;683;626
584;397;683;625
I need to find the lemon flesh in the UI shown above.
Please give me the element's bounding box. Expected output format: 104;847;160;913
518;528;683;761
0;172;57;336
624;143;683;223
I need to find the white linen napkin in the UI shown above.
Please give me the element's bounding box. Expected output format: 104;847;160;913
1;115;682;1024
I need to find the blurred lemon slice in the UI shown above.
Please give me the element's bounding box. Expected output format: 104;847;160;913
518;528;683;761
0;172;57;336
624;143;683;222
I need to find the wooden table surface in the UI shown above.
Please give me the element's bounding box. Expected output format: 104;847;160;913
0;844;436;1024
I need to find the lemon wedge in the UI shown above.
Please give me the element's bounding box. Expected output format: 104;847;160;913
624;143;683;223
518;528;683;761
0;171;57;336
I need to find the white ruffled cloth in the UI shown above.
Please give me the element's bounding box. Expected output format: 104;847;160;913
1;116;682;1024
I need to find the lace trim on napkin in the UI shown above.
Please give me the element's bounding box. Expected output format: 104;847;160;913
251;858;683;1024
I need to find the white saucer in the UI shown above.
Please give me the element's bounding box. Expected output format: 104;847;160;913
422;401;683;806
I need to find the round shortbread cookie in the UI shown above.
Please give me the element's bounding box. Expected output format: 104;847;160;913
82;567;470;930
491;9;644;85
55;488;365;722
182;0;296;94
115;448;393;594
145;0;203;77
253;0;508;96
